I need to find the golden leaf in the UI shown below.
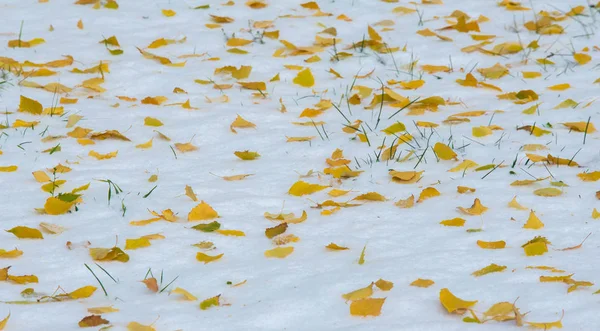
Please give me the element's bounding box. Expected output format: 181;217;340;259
439;288;478;314
472;263;506;277
349;298;386;317
264;246;294;258
196;252;224;264
6;226;43;239
410;278;434;288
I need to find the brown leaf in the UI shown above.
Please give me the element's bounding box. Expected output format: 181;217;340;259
78;315;109;327
265;223;288;239
555;233;591;251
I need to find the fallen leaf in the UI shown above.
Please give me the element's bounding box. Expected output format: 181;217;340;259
188;201;219;221
349;298;386;317
410;278;434;288
142;278;158;292
439;288;478;314
171;287;198;301
264;246;294;258
472;263;507;277
199;295;221;310
78;315;109;327
196;252;224;264
6;226;43;239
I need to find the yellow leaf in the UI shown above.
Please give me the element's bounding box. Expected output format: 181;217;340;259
174;142;198;153
457;186;476;194
574;52;591;65
328;189;350;197
342;283;374;301
199;295;221;310
89;247;129;262
0;248;23;258
471;263;506;277
127;322;156;331
381;122;406;135
8;274;38;284
477;240;506;249
125;238;151;250
264;246;294;258
44;197;75;215
19;95;43;115
439;288;478;314
483;302;515;321
395;195;415;208
457;198;488;215
389;170;423;183
0;313;9;330
230;115;256;133
554;99;579;109
293;68;315;88
368;25;382;41
522;71;542;79
87;306;119;314
448;160;478;172
220;174;253;181
326;243;349;250
526;318;563;329
12;119;39;128
472;126;493;137
6;226;43;239
523;210;544;229
90;130;130;141
184;185;198;202
548;83;570;91
440;218;466;227
410;278;434;288
227;37;253;47
32;171;51;183
593;208;600;219
375;279;394;291
8;38;46;48
136;139;153;149
478;63;509;79
433;142;457;160
69;286;97;299
196;252;224;264
288;180;328;196
350;298;385;317
508;196;528;210
162;9;176;17
89;150;118;160
523;238;549;256
533;187;562;197
216;229;246;236
417;187;440;203
238;81;266;90
0;165;17;172
358;245;366;265
188;201;219;221
171;287;197;301
353;192;386;202
234;150;260;160
144;117;163;127
563;122;596;133
540;274;573;282
67;126;92;138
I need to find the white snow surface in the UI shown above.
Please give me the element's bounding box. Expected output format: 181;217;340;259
0;0;600;330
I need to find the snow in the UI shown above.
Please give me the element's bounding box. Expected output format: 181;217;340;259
1;0;600;330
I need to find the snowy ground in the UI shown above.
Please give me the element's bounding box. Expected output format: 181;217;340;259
1;0;600;330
